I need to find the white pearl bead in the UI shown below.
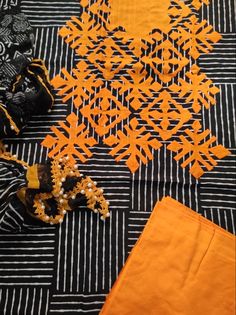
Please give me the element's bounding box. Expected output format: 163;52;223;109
106;201;110;205
88;188;93;192
94;181;97;186
59;191;63;195
70;171;74;175
63;194;68;198
94;196;98;200
100;188;104;193
100;216;105;221
59;218;63;223
10;125;14;130
45;215;49;220
48;109;51;113
62;210;67;214
66;156;70;161
80;173;83;177
59;158;63;162
94;209;98;213
41;205;45;210
71;195;76;199
106;213;110;217
61;177;66;182
58;165;61;169
50;221;54;225
81;190;85;194
88;183;92;188
59;199;64;204
74;164;78;169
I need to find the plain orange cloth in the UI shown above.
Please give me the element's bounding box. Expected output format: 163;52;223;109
100;197;236;315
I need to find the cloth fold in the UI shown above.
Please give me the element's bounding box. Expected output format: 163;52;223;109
100;197;235;315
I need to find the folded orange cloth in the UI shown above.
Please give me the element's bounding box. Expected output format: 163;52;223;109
100;197;236;315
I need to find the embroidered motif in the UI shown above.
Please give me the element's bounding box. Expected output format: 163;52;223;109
111;62;162;110
170;15;222;59
51;61;103;108
140;90;192;140
167;121;230;179
104;118;162;173
41;113;97;164
80;87;131;136
169;65;220;113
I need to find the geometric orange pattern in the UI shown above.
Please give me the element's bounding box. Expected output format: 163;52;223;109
46;0;230;178
104;118;162;173
167;120;230;179
80;88;131;136
41;113;97;165
170;15;222;59
140;90;192;140
169;65;220;113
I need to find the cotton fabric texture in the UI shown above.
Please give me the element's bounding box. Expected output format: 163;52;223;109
100;197;236;315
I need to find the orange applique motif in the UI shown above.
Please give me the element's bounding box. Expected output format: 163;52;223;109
104;118;162;173
80;88;131;136
167;120;230;179
45;0;230;178
111;62;162;110
87;37;134;80
51;61;103;108
41;113;97;164
170;15;222;59
168;0;192;29
169;65;220;113
140;90;192;140
191;0;209;10
141;40;189;83
58;13;101;56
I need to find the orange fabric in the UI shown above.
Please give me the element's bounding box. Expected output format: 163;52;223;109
100;197;236;315
108;0;171;35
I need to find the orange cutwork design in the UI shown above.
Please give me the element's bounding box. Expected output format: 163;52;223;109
111;63;162;110
87;37;134;80
46;0;230;177
167;120;230;179
170;15;222;59
51;61;103;108
58;13;101;56
169;65;220;113
140;90;192;141
192;0;209;10
80;88;131;136
141;40;189;83
104;118;162;173
41;113;97;165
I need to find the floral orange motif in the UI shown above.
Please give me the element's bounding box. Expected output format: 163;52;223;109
140;90;192;140
141;40;189;83
167;120;230;179
104;118;162;173
111;62;162;110
169;65;220;113
170;15;222;59
46;0;230;177
41;113;97;165
51;61;103;108
80;87;131;136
